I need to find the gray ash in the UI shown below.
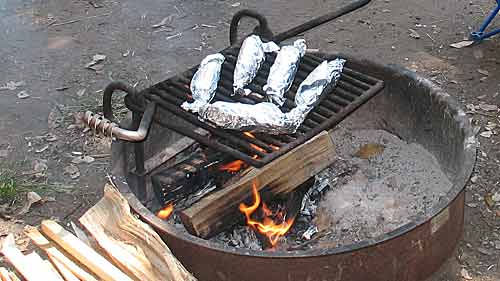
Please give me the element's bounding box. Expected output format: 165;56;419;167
206;128;452;252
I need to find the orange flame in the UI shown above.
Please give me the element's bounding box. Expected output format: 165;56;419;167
157;203;174;220
219;159;248;173
239;183;295;247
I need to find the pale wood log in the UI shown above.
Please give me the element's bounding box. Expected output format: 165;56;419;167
24;226;98;281
179;131;335;238
25;252;64;281
7;272;19;281
0;267;12;281
0;234;48;281
50;256;80;281
80;183;197;281
40;220;132;281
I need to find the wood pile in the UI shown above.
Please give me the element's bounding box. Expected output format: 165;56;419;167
0;183;196;281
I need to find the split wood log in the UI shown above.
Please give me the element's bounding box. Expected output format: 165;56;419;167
0;234;48;281
79;183;197;281
25;251;64;281
0;267;12;281
7;272;19;281
50;257;80;281
179;130;335;238
40;220;132;281
24;226;98;281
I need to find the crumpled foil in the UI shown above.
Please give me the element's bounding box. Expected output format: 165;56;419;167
233;35;280;96
285;58;346;130
181;53;225;113
263;39;307;106
198;58;346;134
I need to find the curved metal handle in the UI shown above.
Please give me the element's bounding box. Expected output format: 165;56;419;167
229;9;274;45
81;81;155;142
103;81;140;121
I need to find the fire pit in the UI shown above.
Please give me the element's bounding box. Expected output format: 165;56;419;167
106;55;475;281
86;2;475;280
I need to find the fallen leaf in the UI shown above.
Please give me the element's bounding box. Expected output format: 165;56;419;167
470;175;478;183
16;90;30;99
48;107;61;129
480;131;493;138
35;145;49;153
64;164;80;179
450;40;474;49
408;28;421;39
45;134;58;142
71;155;95;164
485;193;495;210
477;247;493;255
477;69;490;76
231;2;241;7
0;81;25;91
354;143;385;159
85;54;106;68
460;268;472;280
32;159;48;173
479;104;498;112
76;88;86;97
16;191;42;216
151;15;174;28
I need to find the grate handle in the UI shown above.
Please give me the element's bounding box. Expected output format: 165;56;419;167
229;0;371;45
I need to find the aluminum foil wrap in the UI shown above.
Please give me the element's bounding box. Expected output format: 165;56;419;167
199;102;291;134
263;39;307;106
181;53;225;113
233;35;280;96
197;58;345;134
286;58;346;129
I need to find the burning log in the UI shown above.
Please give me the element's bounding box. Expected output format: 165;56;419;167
179;131;335;239
79;183;197;281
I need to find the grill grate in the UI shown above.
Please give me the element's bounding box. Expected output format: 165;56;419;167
125;47;384;167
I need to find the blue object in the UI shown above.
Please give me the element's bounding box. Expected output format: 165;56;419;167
471;0;500;41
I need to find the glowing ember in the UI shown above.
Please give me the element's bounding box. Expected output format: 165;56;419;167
219;159;248;173
157;203;174;220
239;182;295;247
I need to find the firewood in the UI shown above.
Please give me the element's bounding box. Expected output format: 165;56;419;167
40;220;133;281
50;257;80;281
80;183;197;281
0;267;13;281
179;131;335;238
25;252;64;281
7;272;19;281
24;226;98;281
0;234;49;281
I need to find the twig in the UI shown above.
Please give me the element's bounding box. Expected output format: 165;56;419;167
89;154;110;158
49;13;111;27
425;32;435;43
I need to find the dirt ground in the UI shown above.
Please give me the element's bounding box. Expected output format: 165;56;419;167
0;0;500;280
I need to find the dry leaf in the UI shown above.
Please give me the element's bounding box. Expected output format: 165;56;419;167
479;104;498;112
450;40;474;49
0;81;25;91
477;69;490;76
85;54;106;68
64;164;80;179
71;155;95;164
408;29;420;39
17;192;42;216
460;268;472;280
354;143;385;159
16;91;30;99
480;131;493;138
485;193;495;210
151;15;174;28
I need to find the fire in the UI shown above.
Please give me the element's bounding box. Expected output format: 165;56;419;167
219;132;280;173
239;183;295;247
157;203;174;220
219;159;247;173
